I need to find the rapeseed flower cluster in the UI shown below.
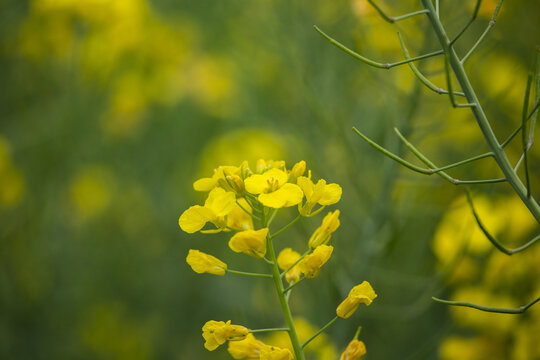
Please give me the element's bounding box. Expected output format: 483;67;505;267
179;159;376;359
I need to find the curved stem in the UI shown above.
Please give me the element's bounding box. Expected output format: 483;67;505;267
283;277;306;294
432;296;540;314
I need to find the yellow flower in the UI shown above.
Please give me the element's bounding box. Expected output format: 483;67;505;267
298;244;333;278
255;159;286;174
336;281;377;319
277;248;302;283
340;339;366;360
186;249;227;276
308;210;341;248
193;165;242;192
202;320;249;351
288;160;306;183
228;333;266;359
178;187;236;233
259;345;294;360
228;228;269;258
244;168;303;208
297;172;342;216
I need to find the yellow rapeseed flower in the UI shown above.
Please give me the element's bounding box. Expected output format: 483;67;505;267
297;172;342;216
288;160;306;183
202;320;249;351
277;248;302;283
186;249;227;276
336;281;377;319
308;210;340;248
228;228;269;258
298;244;333;278
178;187;236;233
244;168;303;208
227;333;266;359
193;162;247;193
259;345;294;360
340;339;366;360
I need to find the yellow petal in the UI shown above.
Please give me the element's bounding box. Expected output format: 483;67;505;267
320;183;342;205
244;174;268;194
227;199;254;231
298;244;333;278
228;228;269;258
258;183;303;208
204;187;236;217
193;177;218;191
349;281;377;306
228;333;265;360
186;249;227;275
340;339;366;360
277;248;302;283
179;205;215;233
336;297;360;319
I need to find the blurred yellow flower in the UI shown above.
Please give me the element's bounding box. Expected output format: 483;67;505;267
228;333;266;359
202;320;249;351
340;339;366;360
308;210;341;248
259;345;294;360
277;248;302;283
69;166;113;221
178;187;236;233
0;136;25;208
297;174;342;216
336;281;377;319
298;244;333;278
186;250;227;276
228;228;269;258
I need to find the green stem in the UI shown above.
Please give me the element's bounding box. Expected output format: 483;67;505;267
398;32;466;97
432;296;540;314
449;0;482;46
226;269;273;278
265;223;305;360
302;316;339;348
314;25;443;70
270;214;301;239
366;0;429;23
421;0;540;223
461;0;503;64
283;277;306;294
249;328;289;333
465;189;540;254
236;200;261;221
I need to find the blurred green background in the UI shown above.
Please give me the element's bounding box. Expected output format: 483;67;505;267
1;0;540;359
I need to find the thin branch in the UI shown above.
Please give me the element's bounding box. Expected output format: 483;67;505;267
280;249;310;279
465;189;540;255
394;128;504;185
443;53;477;107
367;0;429;23
432;296;540;314
501;102;539;148
270;214;301;239
301;316;339;348
353;127;432;174
449;0;482;46
461;0;504;64
226;269;273;278
313;25;443;69
249;328;289;333
283;277;306;294
398;32;466;97
521;71;533;197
